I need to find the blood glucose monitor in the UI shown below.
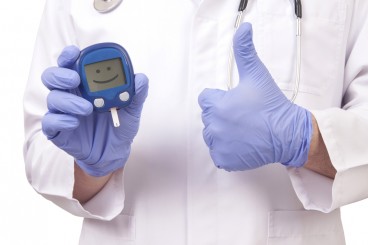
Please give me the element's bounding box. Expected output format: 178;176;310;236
74;43;135;127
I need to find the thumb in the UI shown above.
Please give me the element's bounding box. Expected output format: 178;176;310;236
123;73;149;116
233;23;264;82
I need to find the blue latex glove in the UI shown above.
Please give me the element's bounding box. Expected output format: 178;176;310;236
41;46;148;177
198;23;312;171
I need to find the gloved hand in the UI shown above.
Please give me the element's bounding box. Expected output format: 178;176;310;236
41;46;149;177
198;23;312;171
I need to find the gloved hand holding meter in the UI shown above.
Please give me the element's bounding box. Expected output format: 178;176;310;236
41;43;148;177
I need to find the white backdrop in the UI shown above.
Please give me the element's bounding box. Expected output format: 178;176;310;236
0;1;367;244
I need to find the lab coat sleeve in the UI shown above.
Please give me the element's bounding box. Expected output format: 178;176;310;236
23;0;125;221
288;0;368;213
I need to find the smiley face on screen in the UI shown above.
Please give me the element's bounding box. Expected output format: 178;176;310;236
84;58;126;92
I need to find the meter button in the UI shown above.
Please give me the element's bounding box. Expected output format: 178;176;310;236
119;92;130;102
94;98;105;108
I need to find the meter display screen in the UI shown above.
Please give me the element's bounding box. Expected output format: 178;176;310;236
84;58;126;92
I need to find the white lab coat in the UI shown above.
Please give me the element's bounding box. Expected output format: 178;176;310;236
23;0;368;244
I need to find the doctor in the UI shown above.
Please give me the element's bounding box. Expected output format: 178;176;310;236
23;0;368;244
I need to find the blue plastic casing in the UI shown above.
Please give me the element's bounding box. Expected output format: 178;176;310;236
74;43;135;112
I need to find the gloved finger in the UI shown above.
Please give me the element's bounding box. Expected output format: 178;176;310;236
202;126;213;148
47;90;93;116
123;73;149;118
209;150;227;170
42;67;80;90
233;22;267;82
198;88;226;111
42;113;80;139
209;150;237;172
57;45;80;68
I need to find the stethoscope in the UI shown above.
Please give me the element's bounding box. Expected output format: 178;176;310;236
94;0;302;102
94;0;122;13
228;0;302;102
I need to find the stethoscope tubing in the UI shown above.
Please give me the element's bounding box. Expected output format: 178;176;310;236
228;0;302;103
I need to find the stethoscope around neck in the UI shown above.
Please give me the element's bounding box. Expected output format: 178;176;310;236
228;0;302;102
94;0;303;102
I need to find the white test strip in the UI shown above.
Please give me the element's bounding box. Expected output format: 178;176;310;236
110;107;120;127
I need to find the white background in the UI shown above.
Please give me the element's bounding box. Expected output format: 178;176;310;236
0;1;367;244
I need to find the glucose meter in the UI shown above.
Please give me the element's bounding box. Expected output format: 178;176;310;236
74;43;135;127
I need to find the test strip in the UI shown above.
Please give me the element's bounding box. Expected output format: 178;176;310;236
110;107;120;127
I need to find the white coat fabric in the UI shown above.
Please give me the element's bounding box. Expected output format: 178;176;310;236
23;0;368;244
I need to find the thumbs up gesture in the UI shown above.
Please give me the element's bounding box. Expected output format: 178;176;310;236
198;23;313;171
